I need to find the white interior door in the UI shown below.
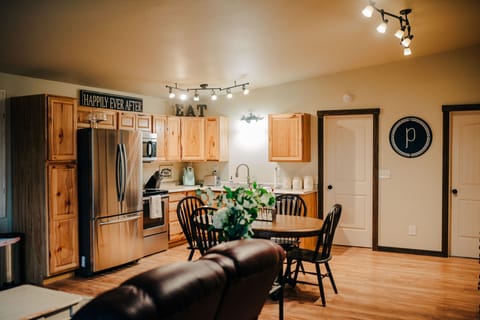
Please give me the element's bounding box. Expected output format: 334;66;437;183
324;115;373;247
451;111;480;258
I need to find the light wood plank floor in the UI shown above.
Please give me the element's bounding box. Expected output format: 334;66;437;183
47;244;479;320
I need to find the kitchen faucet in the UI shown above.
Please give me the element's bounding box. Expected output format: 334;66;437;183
235;163;250;187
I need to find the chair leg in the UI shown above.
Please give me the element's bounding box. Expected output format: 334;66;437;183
325;262;338;294
315;263;326;307
187;248;195;261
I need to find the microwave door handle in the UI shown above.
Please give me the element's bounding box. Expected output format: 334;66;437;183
147;141;152;157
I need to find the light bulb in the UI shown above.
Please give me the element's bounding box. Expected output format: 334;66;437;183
168;88;175;99
180;93;188;101
394;29;404;39
403;47;412;56
362;5;374;18
401;37;411;47
242;85;249;95
226;90;233;99
211;91;217;101
376;21;387;33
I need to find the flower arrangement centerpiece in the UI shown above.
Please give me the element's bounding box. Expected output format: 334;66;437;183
198;182;275;241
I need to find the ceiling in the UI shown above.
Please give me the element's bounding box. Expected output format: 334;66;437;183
1;0;479;99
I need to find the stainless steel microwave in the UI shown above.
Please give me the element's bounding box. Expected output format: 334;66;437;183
142;132;157;162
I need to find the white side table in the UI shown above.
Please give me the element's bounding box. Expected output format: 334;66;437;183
0;284;84;319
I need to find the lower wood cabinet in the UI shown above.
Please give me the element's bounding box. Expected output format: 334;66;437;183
168;190;197;247
299;192;318;250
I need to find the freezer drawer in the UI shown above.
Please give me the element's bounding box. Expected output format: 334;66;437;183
92;213;143;272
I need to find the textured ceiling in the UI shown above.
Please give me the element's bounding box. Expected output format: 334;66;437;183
0;0;479;98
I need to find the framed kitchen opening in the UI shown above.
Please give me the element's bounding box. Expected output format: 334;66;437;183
317;108;380;250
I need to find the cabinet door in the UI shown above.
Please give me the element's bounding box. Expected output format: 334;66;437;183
300;192;318;250
136;114;152;132
152;115;167;160
48;164;79;274
181;117;205;161
205;117;229;161
77;106;117;129
166;117;181;161
48;96;77;161
268;113;311;162
118;112;136;131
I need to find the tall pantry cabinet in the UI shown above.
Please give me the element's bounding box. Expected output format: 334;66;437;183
11;94;79;284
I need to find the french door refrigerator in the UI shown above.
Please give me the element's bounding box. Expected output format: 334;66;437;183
77;128;143;275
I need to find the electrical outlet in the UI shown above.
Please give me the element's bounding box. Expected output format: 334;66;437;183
408;225;417;236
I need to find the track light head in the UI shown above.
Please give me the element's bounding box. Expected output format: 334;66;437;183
226;89;233;99
211;90;217;101
403;47;412;56
362;2;375;18
377;21;388;33
193;90;200;101
242;85;249;95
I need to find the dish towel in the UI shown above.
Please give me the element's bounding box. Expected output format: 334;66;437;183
149;195;163;219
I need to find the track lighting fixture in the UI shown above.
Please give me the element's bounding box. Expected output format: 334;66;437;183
165;81;250;101
362;1;414;56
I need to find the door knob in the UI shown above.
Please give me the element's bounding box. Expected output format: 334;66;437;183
327;185;333;190
452;188;458;195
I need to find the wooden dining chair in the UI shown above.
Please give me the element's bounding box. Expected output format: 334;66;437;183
177;196;205;260
191;206;221;255
284;204;342;307
272;194;307;249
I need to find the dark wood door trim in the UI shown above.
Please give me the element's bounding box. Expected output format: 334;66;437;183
441;104;480;257
317;108;380;250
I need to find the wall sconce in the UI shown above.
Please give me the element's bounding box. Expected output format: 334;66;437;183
362;1;414;56
166;81;250;101
240;112;264;123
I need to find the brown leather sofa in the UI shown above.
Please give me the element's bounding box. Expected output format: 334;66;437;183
72;239;285;320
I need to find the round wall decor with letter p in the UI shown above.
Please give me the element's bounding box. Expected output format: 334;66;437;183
389;116;432;158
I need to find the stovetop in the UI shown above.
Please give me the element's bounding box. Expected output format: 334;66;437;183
143;188;169;197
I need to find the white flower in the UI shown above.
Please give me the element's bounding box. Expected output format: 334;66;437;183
212;208;228;229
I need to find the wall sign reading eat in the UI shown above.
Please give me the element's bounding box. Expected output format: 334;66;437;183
80;90;143;112
389;116;432;158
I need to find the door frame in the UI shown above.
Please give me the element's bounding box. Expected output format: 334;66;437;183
317;108;380;250
441;104;480;257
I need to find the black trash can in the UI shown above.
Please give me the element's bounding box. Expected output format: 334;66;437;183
0;232;24;289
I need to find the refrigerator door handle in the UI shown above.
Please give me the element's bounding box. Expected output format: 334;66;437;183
98;214;142;226
116;144;123;202
120;143;127;202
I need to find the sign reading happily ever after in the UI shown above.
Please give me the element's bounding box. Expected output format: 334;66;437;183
79;90;143;112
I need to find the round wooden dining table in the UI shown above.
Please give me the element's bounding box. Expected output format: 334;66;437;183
251;214;324;320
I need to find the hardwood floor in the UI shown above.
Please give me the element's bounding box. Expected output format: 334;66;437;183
46;244;480;319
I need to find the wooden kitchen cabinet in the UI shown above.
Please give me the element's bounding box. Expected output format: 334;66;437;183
48;164;79;274
168;190;197;247
299;192;318;250
152;115;167;160
268;113;311;162
136;114;152;132
11;94;79;284
205;116;229;161
166;117;182;161
181;117;205;161
77;106;117;129
118;112;137;131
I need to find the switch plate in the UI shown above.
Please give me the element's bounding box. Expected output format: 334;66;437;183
408;225;417;236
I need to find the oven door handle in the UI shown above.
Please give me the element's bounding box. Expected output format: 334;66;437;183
99;215;141;226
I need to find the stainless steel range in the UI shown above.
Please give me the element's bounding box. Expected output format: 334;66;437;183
142;189;169;256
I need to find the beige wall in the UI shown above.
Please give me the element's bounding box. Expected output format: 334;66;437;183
1;44;479;251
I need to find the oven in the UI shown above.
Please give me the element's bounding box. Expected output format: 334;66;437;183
142;190;169;256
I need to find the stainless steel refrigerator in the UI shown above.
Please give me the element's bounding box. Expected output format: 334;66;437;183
77;128;143;275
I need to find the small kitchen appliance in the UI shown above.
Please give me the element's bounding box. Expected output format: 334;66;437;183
183;165;195;186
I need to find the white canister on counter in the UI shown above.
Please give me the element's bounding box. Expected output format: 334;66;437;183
281;176;292;189
303;176;313;191
292;176;302;190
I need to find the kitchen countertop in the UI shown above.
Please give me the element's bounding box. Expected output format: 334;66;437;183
163;184;317;195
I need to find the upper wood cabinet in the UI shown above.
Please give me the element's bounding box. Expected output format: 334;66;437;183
118;112;136;131
205;116;229;161
268;113;311;162
152;115;167;160
48;96;77;161
181;117;205;161
136;114;152;132
166;117;182;161
77;106;117;129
